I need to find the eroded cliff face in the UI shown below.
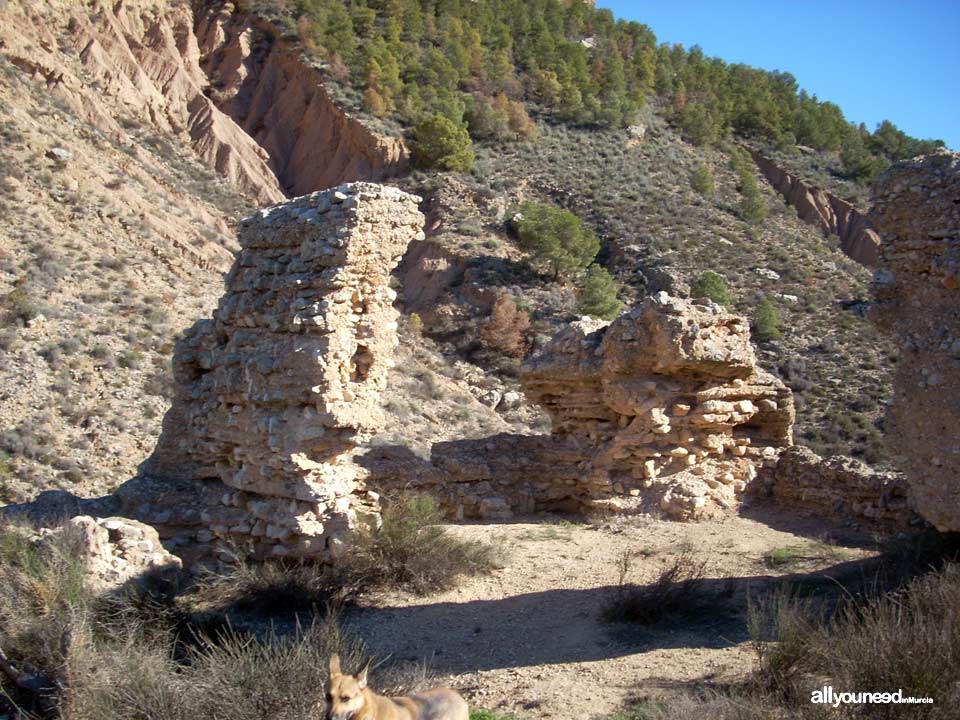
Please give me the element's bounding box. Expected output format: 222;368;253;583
752;151;881;268
870;151;960;533
125;184;424;564
0;0;284;205
195;2;409;197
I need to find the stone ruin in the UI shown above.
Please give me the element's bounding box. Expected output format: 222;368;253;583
367;294;795;522
869;151;960;533
108;178;795;566
770;446;913;530
5;156;958;573
119;183;424;564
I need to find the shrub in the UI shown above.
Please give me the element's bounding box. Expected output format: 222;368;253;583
579;265;622;320
751;297;782;342
515;201;599;280
479;294;531;358
118;349;144;369
4;283;41;324
188;557;347;617
0;521;432;720
410;114;475;172
603;547;713;625
690;271;731;307
689;162;714;197
408;312;423;336
736;167;768;225
344;495;501;596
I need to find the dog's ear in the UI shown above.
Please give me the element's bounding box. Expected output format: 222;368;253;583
329;654;341;677
357;660;371;689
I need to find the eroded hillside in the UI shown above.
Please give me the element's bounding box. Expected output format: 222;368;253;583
0;0;898;511
392;115;893;463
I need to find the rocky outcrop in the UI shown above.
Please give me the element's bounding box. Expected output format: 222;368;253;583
869;151;960;533
33;516;182;594
0;0;284;205
195;3;408;197
126;184;423;563
751;151;880;268
770;446;915;530
367;294;795;521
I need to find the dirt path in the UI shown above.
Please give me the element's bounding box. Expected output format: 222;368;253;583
344;507;876;719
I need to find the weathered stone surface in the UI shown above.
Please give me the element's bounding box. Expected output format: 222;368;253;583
869;151;960;532
752;151;880;268
770;446;915;530
362;435;593;519
128;183;423;562
522;293;794;519
368;294;794;521
34;516;182;594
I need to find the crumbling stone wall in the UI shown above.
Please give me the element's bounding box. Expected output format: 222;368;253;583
770;446;915;531
130;184;423;563
870;151;960;532
367;294;795;521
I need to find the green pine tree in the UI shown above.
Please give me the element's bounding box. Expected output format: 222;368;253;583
580;265;622;320
752;297;782;342
691;271;731;307
515;202;599;280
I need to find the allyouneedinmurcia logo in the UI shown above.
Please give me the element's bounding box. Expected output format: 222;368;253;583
811;686;934;708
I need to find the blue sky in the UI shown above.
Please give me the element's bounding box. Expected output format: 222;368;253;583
603;1;959;149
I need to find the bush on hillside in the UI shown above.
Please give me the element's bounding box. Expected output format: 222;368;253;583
751;297;782;342
689;162;714;197
736;165;769;225
579;265;622;320
480;294;531;358
410;114;475;172
690;271;731;307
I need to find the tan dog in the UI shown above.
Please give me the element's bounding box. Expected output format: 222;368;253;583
324;655;469;720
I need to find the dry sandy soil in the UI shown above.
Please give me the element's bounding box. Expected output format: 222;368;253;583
345;505;878;719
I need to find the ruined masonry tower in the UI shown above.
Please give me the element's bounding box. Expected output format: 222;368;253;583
137;184;424;562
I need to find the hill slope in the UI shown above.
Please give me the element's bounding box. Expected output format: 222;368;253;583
0;0;906;506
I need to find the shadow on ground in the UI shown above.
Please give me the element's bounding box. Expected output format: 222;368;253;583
343;556;878;676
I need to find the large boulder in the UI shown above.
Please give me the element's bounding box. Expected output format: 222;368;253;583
771;446;915;530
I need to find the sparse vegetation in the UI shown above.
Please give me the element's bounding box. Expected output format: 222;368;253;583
0;520;438;719
689;162;714;197
762;545;804;569
343;495;502;596
604;547;718;625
